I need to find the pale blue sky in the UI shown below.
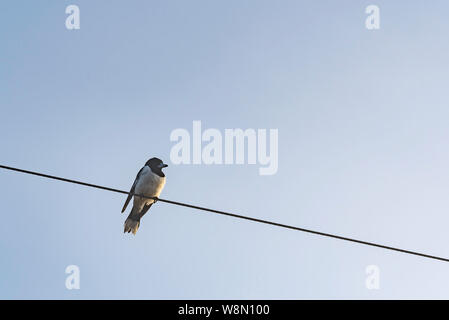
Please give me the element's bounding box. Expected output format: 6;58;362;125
1;0;449;299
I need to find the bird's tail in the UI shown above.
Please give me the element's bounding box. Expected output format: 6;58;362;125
124;208;140;235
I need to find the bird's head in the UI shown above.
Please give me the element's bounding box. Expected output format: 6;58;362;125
145;157;168;176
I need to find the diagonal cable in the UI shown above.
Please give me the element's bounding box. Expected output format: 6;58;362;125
1;164;448;263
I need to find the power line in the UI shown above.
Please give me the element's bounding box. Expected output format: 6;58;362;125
1;164;448;263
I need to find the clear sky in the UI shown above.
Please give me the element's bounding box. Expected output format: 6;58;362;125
1;0;449;299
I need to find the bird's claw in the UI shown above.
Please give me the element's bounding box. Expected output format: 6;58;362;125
153;197;158;203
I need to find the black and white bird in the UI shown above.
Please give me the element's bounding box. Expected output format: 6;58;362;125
122;157;168;234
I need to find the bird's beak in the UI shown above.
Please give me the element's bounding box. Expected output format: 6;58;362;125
162;163;168;168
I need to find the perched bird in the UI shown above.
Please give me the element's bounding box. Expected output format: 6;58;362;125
122;157;168;234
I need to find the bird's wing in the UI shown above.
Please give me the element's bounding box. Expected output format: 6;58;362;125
121;167;144;213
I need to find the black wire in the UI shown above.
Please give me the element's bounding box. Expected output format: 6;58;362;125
1;164;448;263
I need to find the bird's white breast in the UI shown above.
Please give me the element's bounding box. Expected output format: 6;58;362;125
135;166;166;199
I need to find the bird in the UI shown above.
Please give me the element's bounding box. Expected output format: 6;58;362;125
122;157;168;234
